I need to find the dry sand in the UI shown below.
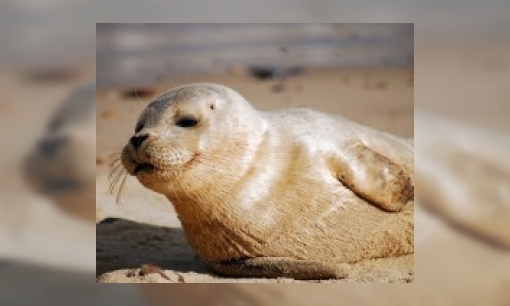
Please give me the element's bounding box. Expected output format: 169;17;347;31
96;67;414;283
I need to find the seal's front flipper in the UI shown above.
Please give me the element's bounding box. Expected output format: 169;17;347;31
210;257;349;280
333;140;413;212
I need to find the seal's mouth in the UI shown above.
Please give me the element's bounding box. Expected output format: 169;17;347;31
133;162;156;175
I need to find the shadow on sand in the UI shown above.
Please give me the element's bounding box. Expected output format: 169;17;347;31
96;218;209;277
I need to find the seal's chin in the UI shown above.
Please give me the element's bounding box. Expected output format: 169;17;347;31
133;162;156;175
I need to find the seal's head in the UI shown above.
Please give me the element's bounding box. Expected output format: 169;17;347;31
121;83;264;195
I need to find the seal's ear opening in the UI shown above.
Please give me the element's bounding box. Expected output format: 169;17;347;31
210;104;215;110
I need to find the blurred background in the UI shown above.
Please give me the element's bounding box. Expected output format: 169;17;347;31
0;0;509;305
96;23;413;86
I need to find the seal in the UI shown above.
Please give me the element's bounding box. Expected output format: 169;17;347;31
23;83;97;222
119;83;414;280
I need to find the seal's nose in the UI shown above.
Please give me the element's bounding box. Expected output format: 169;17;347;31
130;134;149;149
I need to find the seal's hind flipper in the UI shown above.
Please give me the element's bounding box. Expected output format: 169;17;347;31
332;140;413;212
210;257;349;280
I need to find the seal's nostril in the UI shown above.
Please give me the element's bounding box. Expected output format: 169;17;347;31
130;134;149;149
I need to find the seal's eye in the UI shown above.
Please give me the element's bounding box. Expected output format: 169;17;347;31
176;117;198;128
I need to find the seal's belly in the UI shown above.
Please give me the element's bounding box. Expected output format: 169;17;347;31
180;140;413;264
250;162;414;264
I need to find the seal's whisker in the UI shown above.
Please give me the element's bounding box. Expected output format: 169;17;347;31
109;159;121;170
109;168;125;194
108;153;123;164
109;156;122;168
116;172;128;204
108;164;124;178
109;156;121;164
108;168;122;185
108;164;122;178
110;168;123;189
108;156;123;171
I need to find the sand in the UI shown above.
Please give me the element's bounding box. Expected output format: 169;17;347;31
95;67;414;283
